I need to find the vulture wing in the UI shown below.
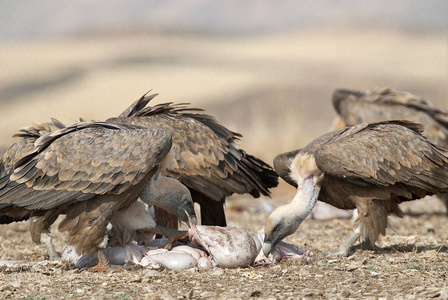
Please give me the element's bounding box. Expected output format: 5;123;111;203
0;118;66;177
109;93;278;225
332;87;448;147
273;149;301;188
0;121;172;212
313;121;448;191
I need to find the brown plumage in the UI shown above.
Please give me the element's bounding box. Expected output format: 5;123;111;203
0;121;195;265
263;121;448;257
109;92;279;226
0;91;277;259
0;118;66;177
332;86;448;212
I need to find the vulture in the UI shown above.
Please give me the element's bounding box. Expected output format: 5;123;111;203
0;121;197;270
108;92;279;226
0;91;278;259
332;86;448;212
263;121;448;257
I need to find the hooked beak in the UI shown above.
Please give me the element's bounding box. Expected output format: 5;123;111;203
189;214;198;225
262;235;274;256
184;209;197;227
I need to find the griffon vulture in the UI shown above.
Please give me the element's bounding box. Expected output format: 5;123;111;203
263;121;448;257
0;121;196;270
332;86;448;212
108;92;279;226
0;91;278;259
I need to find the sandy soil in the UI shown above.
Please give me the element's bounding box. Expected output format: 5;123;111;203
0;195;447;299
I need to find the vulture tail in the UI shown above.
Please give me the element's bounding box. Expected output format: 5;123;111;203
191;189;227;226
240;153;279;197
0;214;30;224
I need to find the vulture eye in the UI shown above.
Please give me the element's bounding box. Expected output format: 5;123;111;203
273;225;280;232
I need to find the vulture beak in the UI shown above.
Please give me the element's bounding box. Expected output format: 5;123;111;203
185;211;197;227
189;214;198;226
262;235;274;256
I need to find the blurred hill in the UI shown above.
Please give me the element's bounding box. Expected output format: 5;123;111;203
0;2;447;198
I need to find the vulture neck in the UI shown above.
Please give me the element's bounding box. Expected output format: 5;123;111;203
290;175;321;221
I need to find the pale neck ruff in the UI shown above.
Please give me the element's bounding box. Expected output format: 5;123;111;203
291;176;320;219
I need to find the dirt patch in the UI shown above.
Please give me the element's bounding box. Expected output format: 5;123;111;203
0;196;447;299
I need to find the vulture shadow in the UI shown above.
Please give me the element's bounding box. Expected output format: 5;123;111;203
352;243;448;254
403;211;448;217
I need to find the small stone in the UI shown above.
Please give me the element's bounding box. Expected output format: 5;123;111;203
144;270;160;277
10;282;20;289
200;291;217;298
75;288;84;295
211;268;224;276
407;235;417;245
347;262;360;271
272;265;282;272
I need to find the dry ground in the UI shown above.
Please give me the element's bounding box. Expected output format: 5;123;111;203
0;27;447;299
0;196;447;299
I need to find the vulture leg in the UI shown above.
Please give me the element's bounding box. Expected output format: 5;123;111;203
30;214;60;260
88;249;111;273
41;231;60;260
325;227;361;257
440;194;448;215
191;190;226;226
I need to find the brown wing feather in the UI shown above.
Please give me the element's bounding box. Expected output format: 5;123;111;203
273;149;301;188
111;93;278;202
0;121;172;211
0;119;66;177
332;87;448;147
314;121;448;192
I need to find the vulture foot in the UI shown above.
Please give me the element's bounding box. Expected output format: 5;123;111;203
325;229;360;257
41;232;61;260
87;249;112;273
325;245;352;257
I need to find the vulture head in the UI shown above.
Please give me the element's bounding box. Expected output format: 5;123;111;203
263;153;324;256
140;173;197;225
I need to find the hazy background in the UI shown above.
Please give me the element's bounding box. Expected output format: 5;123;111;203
0;1;447;196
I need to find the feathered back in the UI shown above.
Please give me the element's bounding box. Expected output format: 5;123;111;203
0;118;66;177
332;87;448;148
110;93;278;202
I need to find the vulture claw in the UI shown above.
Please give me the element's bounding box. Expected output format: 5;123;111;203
87;249;113;273
325;245;352;258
